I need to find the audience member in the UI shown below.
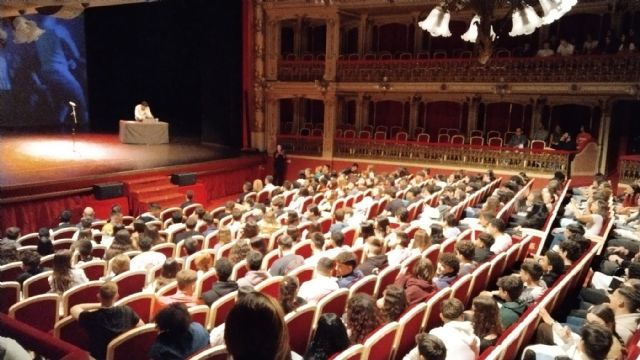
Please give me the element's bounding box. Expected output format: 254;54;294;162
156;269;202;311
304;313;350;360
237;251;270;288
471;295;503;352
536;41;555;57
378;285;408;322
153;258;180;292
299;257;339;304
334;251;364;288
48;250;89;293
482;275;526;329
129;236;166;271
279;275;305;314
433;252;459;289
357;237;388;276
456;240;477;276
270;235;304;276
149;303;209;360
15;250;46;285
0;226;19;265
518;259;547;305
395;257;437;305
345;293;383;344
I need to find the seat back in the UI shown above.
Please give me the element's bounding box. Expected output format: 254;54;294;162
62;280;103;316
341;226;357;247
285;304;317;355
362;322;399;360
422;244;441;267
437;134;450;143
0;261;23;282
230;260;248;281
293;240;314;259
470;136;484;146
468;262;491;300
315;288;349;324
349;274;377;298
9;294;59;333
487;253;507;286
374;265;401;298
261;249;281;271
54;315;90;351
289;265;314;285
450;274;472;306
195;269;218;299
393;303;428;360
331;344;364;360
23;270;53;298
416;133;430;143
208;291;237;329
0;282;20;314
114;293;155;323
451;135;465;145
488;137;503;147
105;323;158;360
51;227;77;240
150;243;175;258
423;288;451;331
189;345;228;360
77;259;107;281
113;270;147;298
254;276;284;299
188;305;210;329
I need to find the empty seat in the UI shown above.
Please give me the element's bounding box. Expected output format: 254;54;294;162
9;294;60;333
105;323;158;360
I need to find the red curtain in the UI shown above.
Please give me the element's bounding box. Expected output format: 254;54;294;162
376;23;412;54
372;101;406;129
485;102;528;134
423;101;462;137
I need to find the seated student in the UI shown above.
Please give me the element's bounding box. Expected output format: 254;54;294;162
404;298;479;360
414;334;447;360
155;269;203;312
378;285;408;322
518;259;548;306
174;217;200;244
473;232;495;264
395;257;438;306
237;251;270;288
202;258;238;306
433;253;459;289
150;303;209;360
335;251;364;289
525;307;618;360
303;232;327;267
71;281;143;360
539;250;566;287
410;229;432;256
129;237;166;271
558;239;582;269
298;257;339;304
482;275;527;329
279;275;306;314
456;240;477;276
15;250;47;285
269;235;304;276
73;238;94;266
345;293;383;344
49;250;89;294
329;209;348;234
470;295;503;353
138;203;162;223
486;218;512;254
304;313;351;360
549;223;586;251
104;254;130;280
386;231;412;267
357;237;388;276
322;231;350;260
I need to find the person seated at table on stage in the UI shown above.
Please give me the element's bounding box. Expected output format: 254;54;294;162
134;101;156;122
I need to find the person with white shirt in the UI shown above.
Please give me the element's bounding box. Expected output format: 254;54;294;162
556;38;575;56
134;101;156;122
298;257;339;304
403;298;479;360
536;41;555;57
304;232;328;267
129;237;166;272
263;175;277;192
487;218;512;254
321;231;350;260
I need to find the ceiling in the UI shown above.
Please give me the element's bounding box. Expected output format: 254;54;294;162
0;0;157;17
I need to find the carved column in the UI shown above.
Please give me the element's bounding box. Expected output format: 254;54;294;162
323;96;337;159
467;97;479;137
265;98;280;154
413;14;423;54
294;17;303;57
264;16;281;80
252;0;266;150
409;96;421;136
354;96;364;130
358;14;368;57
598;101;612;174
292;97;303;134
324;13;340;81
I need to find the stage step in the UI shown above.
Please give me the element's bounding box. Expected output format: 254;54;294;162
130;184;180;199
127;180;173;192
137;193;185;206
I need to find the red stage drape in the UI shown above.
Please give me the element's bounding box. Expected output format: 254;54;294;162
423;101;462;137
242;0;254;147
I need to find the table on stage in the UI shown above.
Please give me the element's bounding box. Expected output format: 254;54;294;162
119;120;169;144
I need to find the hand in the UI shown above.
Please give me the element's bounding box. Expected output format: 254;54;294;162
479;290;493;298
608;254;624;265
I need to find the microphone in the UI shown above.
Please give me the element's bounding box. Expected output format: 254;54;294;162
69;101;77;107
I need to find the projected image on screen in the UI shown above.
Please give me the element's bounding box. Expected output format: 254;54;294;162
0;15;88;129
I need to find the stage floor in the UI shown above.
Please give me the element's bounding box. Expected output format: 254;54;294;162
0;133;240;190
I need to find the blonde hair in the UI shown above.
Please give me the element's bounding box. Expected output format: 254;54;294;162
253;179;264;193
110;254;130;276
193;251;213;272
176;269;197;290
219;228;232;245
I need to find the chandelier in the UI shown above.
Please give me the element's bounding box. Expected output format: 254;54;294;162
419;0;577;64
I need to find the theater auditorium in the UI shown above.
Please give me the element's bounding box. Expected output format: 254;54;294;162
1;0;640;359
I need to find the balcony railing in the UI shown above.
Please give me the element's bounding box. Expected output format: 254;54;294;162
278;54;640;83
278;135;572;173
278;134;324;156
620;155;640;185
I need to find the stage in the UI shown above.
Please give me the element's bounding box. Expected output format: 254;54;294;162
0;133;266;233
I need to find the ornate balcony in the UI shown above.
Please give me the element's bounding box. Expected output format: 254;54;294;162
278;134;324;156
278;54;640;83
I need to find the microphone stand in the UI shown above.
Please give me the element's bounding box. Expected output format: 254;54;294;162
70;103;78;153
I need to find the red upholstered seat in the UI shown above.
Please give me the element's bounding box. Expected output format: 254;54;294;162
362;322;399;360
115;293;155;324
315;288;349;324
422;244;441;267
374;265;401;298
423;288;451;331
9;294;60;333
450;274;472;307
188;305;210;329
393;303;428;360
195;269;218;299
23;270;52;298
487;253;507;286
289;265;314;285
341;226;357;247
293;240;314;259
77;260;107;281
231;260;248;281
468;262;491;301
329;344;364;360
150;243;175;258
416;133;430;143
105;323;158;360
0;261;23;282
113;270;147;298
255;276;284;299
437;134;450;143
285;304;316;355
208;291;237;329
188;345;228;360
54;315;90;351
62;281;103;316
0;282;20;314
349;274;377;298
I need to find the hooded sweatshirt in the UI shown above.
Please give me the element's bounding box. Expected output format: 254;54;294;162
394;274;437;305
237;270;270;288
403;320;479;360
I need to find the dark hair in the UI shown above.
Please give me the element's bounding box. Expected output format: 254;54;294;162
335;251;357;269
37;236;54;256
59;210;72;223
279;276;300;314
76;239;93;257
360;222;375;239
225;292;291;360
580;323;613;360
304;313;350;360
184;237;199;256
521;259;543;281
616;284;640;312
161;258;180;279
566;223;585;236
438;252;460;274
396;208;409;223
395;232;410;248
412;258;434;282
416;334;446;360
278;235;294;250
497;275;524;301
246;251;264;271
445;213;459;227
331;231;345;247
346;293;382;344
154;303;194;352
20;250;40;269
456;240;475;261
545;250;565;275
138;236;152;252
430;224;445;244
381;285;407;322
559;240;581;262
488;218;506;233
215;258;233;282
472;296;503;339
